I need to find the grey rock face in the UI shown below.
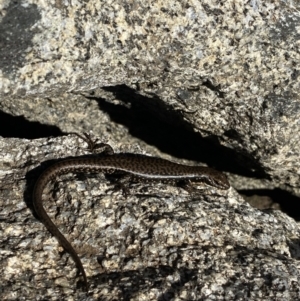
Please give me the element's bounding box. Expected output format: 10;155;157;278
1;0;300;299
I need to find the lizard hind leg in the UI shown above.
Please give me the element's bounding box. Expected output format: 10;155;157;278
74;132;114;155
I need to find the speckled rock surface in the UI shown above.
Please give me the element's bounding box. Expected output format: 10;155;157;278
1;0;300;194
1;0;300;299
1;135;300;300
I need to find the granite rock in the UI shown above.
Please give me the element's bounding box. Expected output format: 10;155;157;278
1;0;300;299
0;135;300;300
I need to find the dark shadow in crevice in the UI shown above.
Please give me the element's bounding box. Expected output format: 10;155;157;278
239;188;300;221
287;238;300;260
0;110;64;138
84;84;266;178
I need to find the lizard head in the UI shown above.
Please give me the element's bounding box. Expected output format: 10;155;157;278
204;171;230;190
190;168;230;190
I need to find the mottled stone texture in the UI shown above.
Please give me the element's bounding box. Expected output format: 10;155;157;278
1;0;300;299
1;135;300;300
1;0;300;192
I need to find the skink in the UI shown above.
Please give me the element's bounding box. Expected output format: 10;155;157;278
33;147;230;291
